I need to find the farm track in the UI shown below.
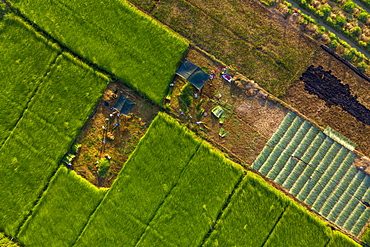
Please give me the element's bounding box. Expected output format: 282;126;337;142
287;0;370;60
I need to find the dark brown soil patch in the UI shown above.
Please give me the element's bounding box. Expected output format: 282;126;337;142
301;65;370;125
284;48;370;158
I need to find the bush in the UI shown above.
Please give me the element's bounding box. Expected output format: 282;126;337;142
97;158;110;178
329;39;339;49
343;1;356;13
350;26;362;37
71;142;81;154
357;61;367;71
321;5;332;18
179;83;194;112
335;15;347;26
358;11;369;23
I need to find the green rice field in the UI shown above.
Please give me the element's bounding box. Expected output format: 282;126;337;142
0;13;60;146
8;0;189;105
73;113;244;246
0;13;108;236
1;1;368;246
0;107;362;246
74;113;359;247
17;166;106;247
253;112;370;237
204;172;360;247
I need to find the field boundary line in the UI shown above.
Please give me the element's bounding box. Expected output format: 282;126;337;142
323;236;331;247
3;0;114;82
0;52;62;153
14;164;62;239
199;171;247;247
71;183;111;246
11;53;63;238
321;45;370;83
260;203;289;247
131;142;203;247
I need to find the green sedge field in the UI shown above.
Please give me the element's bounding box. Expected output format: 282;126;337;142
0;0;370;246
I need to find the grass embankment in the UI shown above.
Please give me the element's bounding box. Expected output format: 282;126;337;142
17;166;106;247
131;0;318;97
8;0;189;106
0;13;108;236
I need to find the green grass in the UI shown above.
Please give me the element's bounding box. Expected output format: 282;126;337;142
17;166;106;247
203;172;290;247
135;143;243;246
0;38;108;236
362;224;370;245
0;13;60;146
9;0;189;105
327;230;361;247
74;113;203;246
203;172;360;247
0;232;18;247
264;203;330;247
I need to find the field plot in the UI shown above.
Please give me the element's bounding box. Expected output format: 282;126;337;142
17;166;106;247
0;12;108;236
284;48;370;158
0;54;108;236
132;143;243;246
72;82;161;187
74;113;244;246
252;112;370;236
8;0;188;105
203;173;360;247
203;173;290;247
0;12;60;147
131;0;318;97
67;112;359;247
263;202;330;247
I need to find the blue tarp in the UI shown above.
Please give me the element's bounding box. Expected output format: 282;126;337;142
113;93;135;115
176;60;209;90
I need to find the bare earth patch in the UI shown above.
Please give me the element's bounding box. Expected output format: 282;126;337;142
71;81;160;187
167;46;289;166
283;47;370;158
